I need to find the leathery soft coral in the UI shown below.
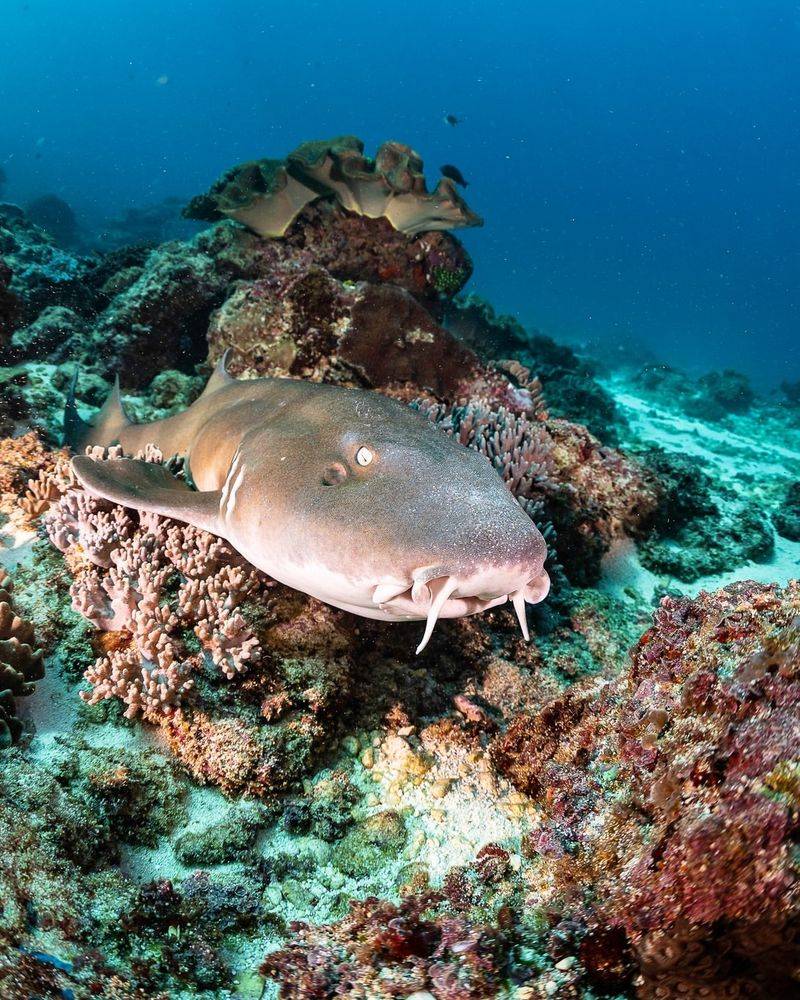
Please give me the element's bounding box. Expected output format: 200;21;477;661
43;445;265;721
491;580;800;997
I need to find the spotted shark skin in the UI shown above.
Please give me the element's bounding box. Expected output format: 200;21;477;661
69;356;550;652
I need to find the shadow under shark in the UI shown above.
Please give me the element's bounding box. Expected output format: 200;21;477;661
68;355;550;653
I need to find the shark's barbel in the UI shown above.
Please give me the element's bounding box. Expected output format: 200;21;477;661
68;356;550;652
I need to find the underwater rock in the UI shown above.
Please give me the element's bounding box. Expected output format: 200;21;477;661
0;361;107;442
773;481;800;542
50;210;471;387
25;193;78;249
0;202;89;319
492;580;800;997
0;567;44;746
638;447;775;582
0;260;22;349
283;198;473;302
636;363;757;422
8;303;88;360
174;806;264;866
261;890;508;998
207;264;482;394
187;135;483;239
98;196;199;250
685;367;755;419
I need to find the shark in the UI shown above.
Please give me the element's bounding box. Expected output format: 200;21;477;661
67;355;550;653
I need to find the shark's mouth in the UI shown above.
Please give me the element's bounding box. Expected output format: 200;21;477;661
373;567;551;654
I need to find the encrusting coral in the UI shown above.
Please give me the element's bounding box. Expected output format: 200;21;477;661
187;135;483;239
0;567;44;747
492;580;800;997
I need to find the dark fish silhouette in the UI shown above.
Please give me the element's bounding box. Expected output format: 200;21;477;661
440;164;469;188
443;114;462;127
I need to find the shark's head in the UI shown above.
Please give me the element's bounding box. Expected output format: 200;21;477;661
222;386;550;651
72;379;550;653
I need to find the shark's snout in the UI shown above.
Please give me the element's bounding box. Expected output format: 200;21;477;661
373;557;550;654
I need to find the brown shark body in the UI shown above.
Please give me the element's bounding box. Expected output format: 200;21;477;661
69;357;550;652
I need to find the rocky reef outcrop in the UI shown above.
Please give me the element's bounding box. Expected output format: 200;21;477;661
265;582;800;998
1;138;797;999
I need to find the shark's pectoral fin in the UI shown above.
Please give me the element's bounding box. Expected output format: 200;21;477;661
72;456;223;534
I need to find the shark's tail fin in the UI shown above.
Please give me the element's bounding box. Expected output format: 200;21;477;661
63;370;130;451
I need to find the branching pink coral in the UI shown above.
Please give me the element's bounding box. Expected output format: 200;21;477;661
416;396;555;496
43;446;269;721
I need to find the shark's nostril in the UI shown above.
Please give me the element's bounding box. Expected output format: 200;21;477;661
524;570;550;605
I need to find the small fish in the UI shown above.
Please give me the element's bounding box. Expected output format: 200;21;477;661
67;354;550;654
443;113;462;127
440;164;469;188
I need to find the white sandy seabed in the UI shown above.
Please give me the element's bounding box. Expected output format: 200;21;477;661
599;377;800;604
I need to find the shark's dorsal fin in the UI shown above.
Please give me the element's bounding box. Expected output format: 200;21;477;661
72;456;223;535
198;349;235;401
63;367;90;448
64;372;131;450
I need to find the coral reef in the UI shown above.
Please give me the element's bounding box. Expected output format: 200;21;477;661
207;266;480;395
418;391;657;586
187;135;483;239
445;295;624;444
635;363;756;421
0;260;21;350
492;580;800;996
3;143;795;1000
39;444;359;795
638;447;775;582
25;193;79;249
0;567;44;746
0;203;89;321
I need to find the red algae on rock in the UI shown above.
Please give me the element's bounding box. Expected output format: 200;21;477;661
493;580;800;996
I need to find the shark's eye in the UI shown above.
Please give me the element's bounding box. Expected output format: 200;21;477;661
355;446;374;467
322;463;348;486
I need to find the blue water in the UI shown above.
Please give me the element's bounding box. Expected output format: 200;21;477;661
1;0;798;386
